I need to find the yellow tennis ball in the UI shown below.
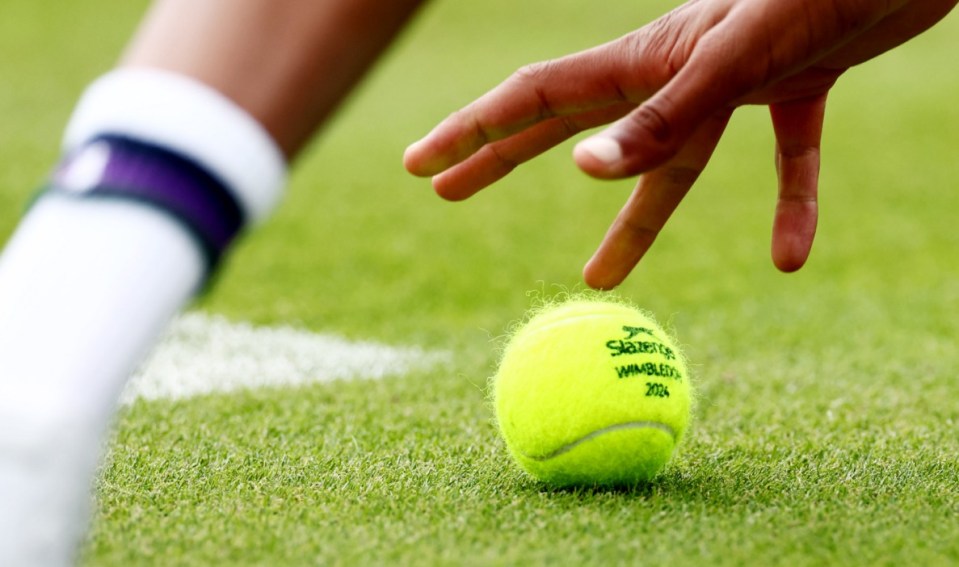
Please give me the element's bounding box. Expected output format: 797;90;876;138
493;298;692;486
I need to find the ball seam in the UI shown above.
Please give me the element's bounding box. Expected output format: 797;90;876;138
519;421;677;462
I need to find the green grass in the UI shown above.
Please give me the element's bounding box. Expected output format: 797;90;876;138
3;0;959;565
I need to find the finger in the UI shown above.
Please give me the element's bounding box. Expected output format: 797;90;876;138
572;34;748;178
403;45;656;178
403;3;714;178
583;110;730;290
572;9;757;180
432;103;634;201
769;93;826;272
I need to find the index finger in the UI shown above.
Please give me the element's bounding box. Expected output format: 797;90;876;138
403;24;687;177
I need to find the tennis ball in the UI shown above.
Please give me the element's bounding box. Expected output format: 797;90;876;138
493;298;692;486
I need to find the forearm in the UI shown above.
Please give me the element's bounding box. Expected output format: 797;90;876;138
122;0;427;158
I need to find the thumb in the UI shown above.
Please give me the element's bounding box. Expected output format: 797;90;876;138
571;0;839;179
572;39;745;179
573;97;696;179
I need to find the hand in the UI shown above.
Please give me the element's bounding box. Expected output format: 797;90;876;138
404;0;957;289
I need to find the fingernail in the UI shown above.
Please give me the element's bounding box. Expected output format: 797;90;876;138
576;137;623;165
403;140;423;162
403;141;430;175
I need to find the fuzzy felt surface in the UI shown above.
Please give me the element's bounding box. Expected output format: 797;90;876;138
494;298;692;486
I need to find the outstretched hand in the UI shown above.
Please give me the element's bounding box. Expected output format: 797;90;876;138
404;0;957;289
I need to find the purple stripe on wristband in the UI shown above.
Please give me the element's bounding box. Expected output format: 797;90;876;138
50;134;245;274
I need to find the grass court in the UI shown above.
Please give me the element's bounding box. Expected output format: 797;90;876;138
3;0;959;564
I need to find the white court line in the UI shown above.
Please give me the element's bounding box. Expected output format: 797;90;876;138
121;312;450;404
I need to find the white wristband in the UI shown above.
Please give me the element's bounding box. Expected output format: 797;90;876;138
63;67;287;224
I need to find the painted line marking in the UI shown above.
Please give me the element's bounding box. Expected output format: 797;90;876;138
122;312;450;404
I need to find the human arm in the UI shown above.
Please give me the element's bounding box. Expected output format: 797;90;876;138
124;0;426;159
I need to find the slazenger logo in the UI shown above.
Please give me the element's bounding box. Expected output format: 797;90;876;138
605;326;683;384
605;326;675;360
